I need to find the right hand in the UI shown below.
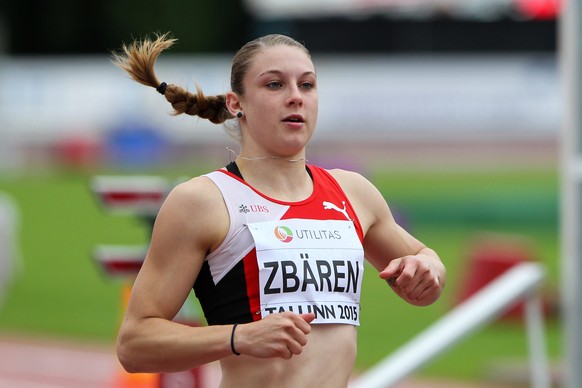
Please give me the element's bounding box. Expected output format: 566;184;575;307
233;312;315;359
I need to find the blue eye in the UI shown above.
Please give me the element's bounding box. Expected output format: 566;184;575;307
300;82;314;89
266;81;282;89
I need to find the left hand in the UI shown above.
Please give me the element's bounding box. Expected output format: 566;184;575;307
379;252;445;306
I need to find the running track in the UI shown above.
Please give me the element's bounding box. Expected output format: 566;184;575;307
0;334;508;387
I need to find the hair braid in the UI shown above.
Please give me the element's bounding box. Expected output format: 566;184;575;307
165;85;231;124
111;32;233;124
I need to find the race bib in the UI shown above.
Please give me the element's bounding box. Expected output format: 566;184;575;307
248;219;364;325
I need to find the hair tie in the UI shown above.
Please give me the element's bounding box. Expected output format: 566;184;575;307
156;82;168;95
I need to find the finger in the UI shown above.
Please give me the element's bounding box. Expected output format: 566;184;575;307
391;261;417;290
276;324;307;356
298;312;316;327
287;336;306;355
410;274;440;300
278;346;294;359
413;284;436;302
279;313;311;345
386;274;401;287
287;321;310;346
397;265;437;300
268;330;302;359
379;258;403;280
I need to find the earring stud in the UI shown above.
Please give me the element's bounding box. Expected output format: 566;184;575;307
237;112;243;118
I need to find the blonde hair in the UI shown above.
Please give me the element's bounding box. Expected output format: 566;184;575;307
111;32;311;130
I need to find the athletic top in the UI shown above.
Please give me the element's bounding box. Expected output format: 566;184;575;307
193;163;365;326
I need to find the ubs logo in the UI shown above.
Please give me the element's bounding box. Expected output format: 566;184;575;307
250;205;269;213
239;204;269;214
274;225;293;243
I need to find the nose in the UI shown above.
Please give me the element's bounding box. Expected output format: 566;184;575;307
286;85;303;107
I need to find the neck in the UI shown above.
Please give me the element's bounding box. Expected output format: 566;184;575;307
226;146;308;163
234;157;313;202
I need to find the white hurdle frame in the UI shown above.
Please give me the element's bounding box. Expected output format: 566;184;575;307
350;262;549;388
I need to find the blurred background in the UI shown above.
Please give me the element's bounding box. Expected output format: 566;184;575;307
0;0;562;387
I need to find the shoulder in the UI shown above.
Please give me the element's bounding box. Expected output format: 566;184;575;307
326;167;366;183
325;168;390;233
164;175;224;212
326;168;381;199
153;175;229;250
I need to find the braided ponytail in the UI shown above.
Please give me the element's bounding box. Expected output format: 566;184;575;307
111;32;233;124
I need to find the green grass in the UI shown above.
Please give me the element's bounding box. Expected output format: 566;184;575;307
0;173;148;340
0;167;561;381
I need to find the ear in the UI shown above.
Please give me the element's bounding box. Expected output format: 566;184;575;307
226;91;243;116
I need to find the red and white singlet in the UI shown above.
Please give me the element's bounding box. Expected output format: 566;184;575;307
193;165;365;326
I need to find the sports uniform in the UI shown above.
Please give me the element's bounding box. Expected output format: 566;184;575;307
194;163;365;326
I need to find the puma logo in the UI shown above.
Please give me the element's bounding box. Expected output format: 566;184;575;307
322;201;351;221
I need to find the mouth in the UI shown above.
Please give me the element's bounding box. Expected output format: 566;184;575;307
282;114;305;123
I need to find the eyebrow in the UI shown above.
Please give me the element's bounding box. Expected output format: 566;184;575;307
257;69;317;79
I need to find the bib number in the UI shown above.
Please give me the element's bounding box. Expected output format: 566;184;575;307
248;219;364;325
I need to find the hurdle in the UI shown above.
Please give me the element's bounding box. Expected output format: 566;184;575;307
91;175;205;387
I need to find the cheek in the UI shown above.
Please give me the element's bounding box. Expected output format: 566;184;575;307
308;93;318;107
308;98;318;117
253;95;279;113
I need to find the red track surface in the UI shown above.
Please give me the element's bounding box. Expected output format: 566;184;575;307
0;334;515;387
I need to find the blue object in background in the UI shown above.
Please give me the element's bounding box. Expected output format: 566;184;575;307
105;122;168;168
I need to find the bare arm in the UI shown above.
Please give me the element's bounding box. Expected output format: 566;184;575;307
116;176;315;373
331;169;446;306
116;177;234;372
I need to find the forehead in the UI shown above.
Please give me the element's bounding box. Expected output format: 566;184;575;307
247;45;315;77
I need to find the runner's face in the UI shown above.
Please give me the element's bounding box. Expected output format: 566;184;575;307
238;45;318;158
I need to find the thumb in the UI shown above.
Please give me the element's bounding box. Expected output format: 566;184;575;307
379;258;403;280
299;312;316;323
